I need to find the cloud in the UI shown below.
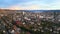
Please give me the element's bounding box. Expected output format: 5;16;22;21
1;0;60;10
7;4;60;10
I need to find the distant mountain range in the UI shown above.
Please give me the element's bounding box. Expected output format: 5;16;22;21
0;9;60;13
16;10;60;12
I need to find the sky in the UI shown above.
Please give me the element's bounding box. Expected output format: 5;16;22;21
0;0;60;10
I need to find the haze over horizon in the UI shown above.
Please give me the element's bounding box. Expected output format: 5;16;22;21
0;0;60;10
